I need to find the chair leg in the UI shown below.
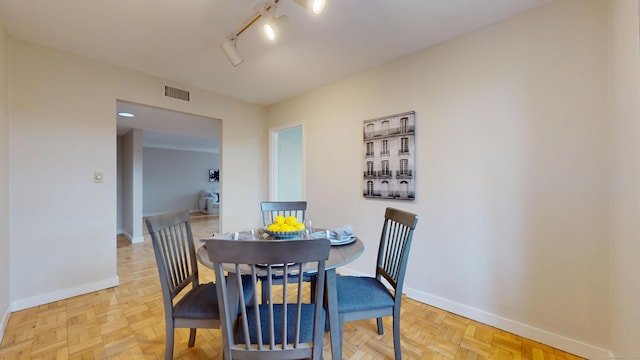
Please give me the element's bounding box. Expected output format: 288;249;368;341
188;328;197;347
377;317;384;335
165;323;174;360
337;316;345;357
393;309;402;360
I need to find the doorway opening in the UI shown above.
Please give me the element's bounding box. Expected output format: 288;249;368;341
270;124;304;201
116;100;221;243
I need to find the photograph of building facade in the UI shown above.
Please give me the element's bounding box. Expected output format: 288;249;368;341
362;111;415;200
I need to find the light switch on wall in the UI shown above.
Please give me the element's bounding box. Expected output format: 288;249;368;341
94;171;104;183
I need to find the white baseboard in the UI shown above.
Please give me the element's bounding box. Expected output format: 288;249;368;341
131;235;144;244
338;265;611;359
121;231;145;244
403;287;611;360
0;305;10;345
11;276;119;312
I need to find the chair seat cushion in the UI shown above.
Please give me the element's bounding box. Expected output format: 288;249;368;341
173;276;255;320
336;276;394;313
236;304;324;345
173;282;219;319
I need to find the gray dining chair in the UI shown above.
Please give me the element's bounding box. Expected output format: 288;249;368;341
207;238;330;360
260;200;307;226
259;201;316;303
145;209;220;360
335;207;419;360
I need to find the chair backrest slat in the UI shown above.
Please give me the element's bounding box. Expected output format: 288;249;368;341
156;230;175;288
267;268;276;349
294;265;304;347
164;223;191;293
207;238;329;360
260;201;307;226
174;224;191;284
249;266;263;349
166;226;184;289
281;264;289;348
376;207;419;291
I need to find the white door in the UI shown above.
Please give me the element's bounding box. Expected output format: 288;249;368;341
270;124;304;201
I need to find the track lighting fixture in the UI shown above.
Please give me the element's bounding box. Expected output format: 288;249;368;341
294;0;325;15
220;0;326;66
220;37;244;66
263;14;291;41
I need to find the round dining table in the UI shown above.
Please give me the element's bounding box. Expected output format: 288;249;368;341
196;236;364;360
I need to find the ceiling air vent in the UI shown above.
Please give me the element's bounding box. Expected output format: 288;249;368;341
163;85;190;102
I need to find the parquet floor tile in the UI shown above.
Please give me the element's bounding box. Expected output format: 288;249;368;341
0;214;586;359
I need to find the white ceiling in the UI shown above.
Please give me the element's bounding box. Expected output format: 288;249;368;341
0;0;551;151
0;0;552;107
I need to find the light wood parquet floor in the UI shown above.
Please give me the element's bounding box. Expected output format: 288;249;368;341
0;215;585;359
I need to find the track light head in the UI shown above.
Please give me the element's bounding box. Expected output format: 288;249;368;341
294;0;325;14
220;37;244;66
263;14;291;41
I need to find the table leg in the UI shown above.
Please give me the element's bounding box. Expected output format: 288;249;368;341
326;268;342;360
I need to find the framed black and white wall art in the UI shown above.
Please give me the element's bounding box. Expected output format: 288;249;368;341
209;169;220;182
362;111;416;200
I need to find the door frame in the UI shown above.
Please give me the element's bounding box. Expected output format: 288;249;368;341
269;122;305;201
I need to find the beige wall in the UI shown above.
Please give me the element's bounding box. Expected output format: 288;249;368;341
608;0;640;356
268;0;609;357
0;17;10;336
8;38;267;308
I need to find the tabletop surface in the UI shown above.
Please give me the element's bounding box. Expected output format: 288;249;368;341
196;237;364;272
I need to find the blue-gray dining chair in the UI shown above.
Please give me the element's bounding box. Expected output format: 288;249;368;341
145;209;220;360
207;238;330;360
335;207;419;360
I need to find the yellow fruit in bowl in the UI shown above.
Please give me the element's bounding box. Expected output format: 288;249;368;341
267;216;305;233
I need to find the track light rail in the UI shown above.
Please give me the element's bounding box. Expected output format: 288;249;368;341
234;0;280;38
220;0;325;66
